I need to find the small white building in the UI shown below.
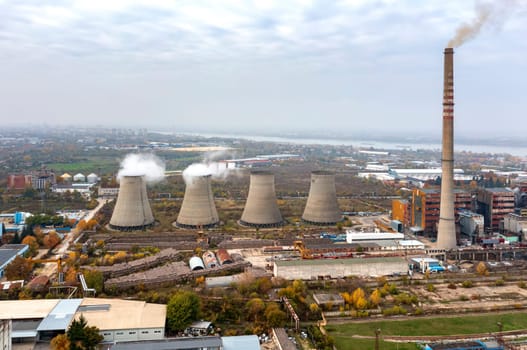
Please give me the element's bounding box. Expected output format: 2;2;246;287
73;173;86;182
87;173;99;183
346;231;404;243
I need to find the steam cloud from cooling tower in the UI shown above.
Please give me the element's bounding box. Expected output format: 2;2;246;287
448;0;521;47
117;153;166;183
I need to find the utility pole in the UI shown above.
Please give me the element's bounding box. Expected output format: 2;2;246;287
375;328;381;350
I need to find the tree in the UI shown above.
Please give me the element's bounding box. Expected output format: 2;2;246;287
43;231;61;249
50;334;70;350
22;235;39;257
166;291;201;334
476;262;489;276
351;288;365;308
67;314;103;350
246;298;266;323
83;270;103;294
369;289;382;307
264;303;287;328
4;256;33;281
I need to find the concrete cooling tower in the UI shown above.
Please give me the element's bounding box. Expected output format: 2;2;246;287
110;175;155;231
176;175;219;229
240;171;284;228
302;171;342;225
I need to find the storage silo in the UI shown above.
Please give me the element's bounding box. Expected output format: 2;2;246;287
302;171;342;225
202;250;219;269
87;173;99;183
73;173;86;182
189;256;205;271
240;171;283;227
109;175;155;231
176;175;219;229
216;248;233;265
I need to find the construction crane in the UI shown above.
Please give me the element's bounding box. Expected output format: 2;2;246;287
29;256;64;283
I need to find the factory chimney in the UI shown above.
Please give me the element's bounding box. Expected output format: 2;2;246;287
240;170;284;227
302;171;342;225
436;47;457;249
176;175;219;229
110;175;155;231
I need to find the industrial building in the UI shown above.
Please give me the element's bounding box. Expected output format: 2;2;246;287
302;171;342;225
0;319;11;350
108;335;260;350
0;298;166;346
392;199;411;228
477;188;515;231
273;257;408;280
412;188;472;234
503;213;527;236
176;175;219;229
458;211;484;242
240;171;283;227
110;175;155;231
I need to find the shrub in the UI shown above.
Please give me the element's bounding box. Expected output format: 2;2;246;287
495;279;505;287
459;295;469;301
447;282;457;289
382;305;407;316
518;281;526;289
426;284;436;292
461;280;473;288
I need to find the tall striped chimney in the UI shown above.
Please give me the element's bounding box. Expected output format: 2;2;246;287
436;48;457;249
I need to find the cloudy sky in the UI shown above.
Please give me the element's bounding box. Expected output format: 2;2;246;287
0;0;526;137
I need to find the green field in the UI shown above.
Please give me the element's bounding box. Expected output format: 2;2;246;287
327;313;527;350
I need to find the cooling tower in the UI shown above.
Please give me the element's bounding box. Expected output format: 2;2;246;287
176;175;219;229
437;47;457;249
240;171;284;227
302;171;342;225
110;175;154;231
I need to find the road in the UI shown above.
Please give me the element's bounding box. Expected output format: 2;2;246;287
36;198;106;279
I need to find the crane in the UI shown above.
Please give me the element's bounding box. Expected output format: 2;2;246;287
29;256;64;283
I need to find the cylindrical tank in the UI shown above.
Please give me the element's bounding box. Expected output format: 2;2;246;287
189;256;205;271
110;175;155;231
240;171;283;227
302;171;342;225
202;250;219;269
176;175;219;229
216;248;232;265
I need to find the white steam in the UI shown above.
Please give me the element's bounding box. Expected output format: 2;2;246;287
117;153;166;183
182;150;238;185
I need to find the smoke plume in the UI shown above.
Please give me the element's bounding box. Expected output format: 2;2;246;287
182;150;238;185
448;0;520;47
117;153;166;183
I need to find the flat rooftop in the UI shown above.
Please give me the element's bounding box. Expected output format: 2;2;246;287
275;256;405;267
0;299;59;319
76;298;166;331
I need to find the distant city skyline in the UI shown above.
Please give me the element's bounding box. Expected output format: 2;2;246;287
0;0;526;136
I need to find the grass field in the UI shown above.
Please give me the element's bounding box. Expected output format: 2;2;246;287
327;313;527;350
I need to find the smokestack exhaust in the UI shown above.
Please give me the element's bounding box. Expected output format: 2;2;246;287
436;47;457;249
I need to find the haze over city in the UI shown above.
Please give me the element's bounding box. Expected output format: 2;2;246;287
0;0;526;137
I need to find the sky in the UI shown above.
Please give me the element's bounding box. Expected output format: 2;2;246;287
0;0;526;137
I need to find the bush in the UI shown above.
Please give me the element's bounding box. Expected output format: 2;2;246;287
518;281;526;289
426;284;436;292
382;305;407;316
495;279;505;286
459;295;469;301
447;282;457;289
461;280;473;288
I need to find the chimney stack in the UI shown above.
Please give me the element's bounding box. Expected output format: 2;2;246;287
436;48;457;249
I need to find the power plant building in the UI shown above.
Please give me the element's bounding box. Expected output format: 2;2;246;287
240;171;283;227
412;188;471;234
392;199;411;228
302;171;342;225
109;175;155;231
477;188;515;231
176;175;219;229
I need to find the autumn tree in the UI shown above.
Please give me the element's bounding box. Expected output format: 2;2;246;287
369;289;382;307
50;334;70;350
21;235;39;257
4;256;34;281
476;262;489;276
246;298;266;323
166;291;201;334
351;288;365;309
43;231;61;249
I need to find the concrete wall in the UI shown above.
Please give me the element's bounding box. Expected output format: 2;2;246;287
0;319;12;350
100;327;164;343
274;258;408;280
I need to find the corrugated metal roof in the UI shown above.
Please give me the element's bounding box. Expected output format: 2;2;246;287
37;299;83;331
111;336;222;349
275;256;406;267
222;335;260;350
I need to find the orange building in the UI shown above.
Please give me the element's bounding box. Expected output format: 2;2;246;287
392;199;410;228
